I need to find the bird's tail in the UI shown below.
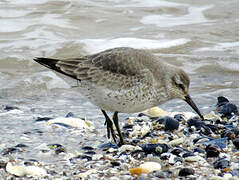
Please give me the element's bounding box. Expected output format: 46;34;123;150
33;57;77;79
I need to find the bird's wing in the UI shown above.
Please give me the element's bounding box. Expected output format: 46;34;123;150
34;47;155;90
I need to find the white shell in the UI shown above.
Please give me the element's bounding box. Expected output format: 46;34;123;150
139;161;161;172
47;117;94;129
118;145;142;152
6;162;47;177
168;137;184;146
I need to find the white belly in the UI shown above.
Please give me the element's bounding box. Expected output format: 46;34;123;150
76;83;163;113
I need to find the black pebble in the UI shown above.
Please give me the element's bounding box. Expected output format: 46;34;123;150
193;147;205;154
178;168;195;176
123;124;133;130
182;152;195;158
220;103;238;118
170;148;184;156
0;161;7;169
187;117;204;130
35;117;53;122
3;105;19;111
111;161;120;167
1;147;20;155
205;124;219;133
65;112;75;118
15;144;28;148
137;113;150;118
205;145;220;157
232;138;239;149
164;116;179;131
216;96;229;107
213;158;230;169
98;142;118;150
82;146;94;151
84;151;96;155
70;155;92;163
160;153;171;160
141;143;168;155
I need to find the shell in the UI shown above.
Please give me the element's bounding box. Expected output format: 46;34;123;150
129;161;161;175
168;137;184;146
143;107;168;117
47;117;94;129
6;162;47;177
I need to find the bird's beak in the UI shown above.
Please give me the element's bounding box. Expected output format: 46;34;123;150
184;95;204;120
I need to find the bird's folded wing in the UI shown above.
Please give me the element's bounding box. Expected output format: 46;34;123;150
57;49;154;90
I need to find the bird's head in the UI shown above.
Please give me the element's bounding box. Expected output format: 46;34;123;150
166;68;204;119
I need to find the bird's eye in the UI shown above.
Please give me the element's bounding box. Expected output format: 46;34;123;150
178;84;185;91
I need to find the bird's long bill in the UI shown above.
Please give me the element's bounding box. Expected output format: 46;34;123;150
184;95;204;120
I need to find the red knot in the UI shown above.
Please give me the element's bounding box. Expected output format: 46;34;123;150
34;47;204;145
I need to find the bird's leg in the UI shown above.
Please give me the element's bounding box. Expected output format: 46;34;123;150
112;112;125;145
101;110;117;143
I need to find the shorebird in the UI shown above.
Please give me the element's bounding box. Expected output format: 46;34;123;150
34;47;204;145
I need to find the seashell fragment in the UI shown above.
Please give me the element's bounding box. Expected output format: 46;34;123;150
6;162;47;177
184;155;202;162
168;137;184;146
47;117;94;129
143;107;168;117
204;111;221;120
129;161;161;175
119;145;142;152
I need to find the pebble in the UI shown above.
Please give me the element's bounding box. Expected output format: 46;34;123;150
3;105;20;111
213;159;230;169
163;116;179;131
141;143;168;155
205;145;221;158
35;117;53;122
184;155;202;162
216;96;239;119
178;168;195;176
2;96;239;179
216;96;229;107
232;138;239;149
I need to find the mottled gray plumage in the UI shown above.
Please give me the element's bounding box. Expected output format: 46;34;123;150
34;47;203;145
